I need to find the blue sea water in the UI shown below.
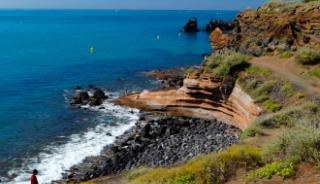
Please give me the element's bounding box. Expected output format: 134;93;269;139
0;10;237;183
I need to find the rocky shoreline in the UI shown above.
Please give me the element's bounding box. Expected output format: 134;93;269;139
61;56;256;182
63;2;320;183
61;113;240;182
60;14;257;183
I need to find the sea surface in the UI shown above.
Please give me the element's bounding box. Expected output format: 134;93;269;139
0;10;237;183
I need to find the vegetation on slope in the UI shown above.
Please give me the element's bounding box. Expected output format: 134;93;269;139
241;102;320;180
86;1;320;183
247;159;296;180
310;66;320;79
126;145;262;184
203;52;250;78
125;101;320;184
237;65;305;112
241;102;318;138
295;48;320;65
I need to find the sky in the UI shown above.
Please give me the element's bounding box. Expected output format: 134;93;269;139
0;0;268;10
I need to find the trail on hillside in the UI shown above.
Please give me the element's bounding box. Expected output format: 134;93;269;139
250;56;320;99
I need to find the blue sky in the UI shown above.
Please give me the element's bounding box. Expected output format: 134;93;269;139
0;0;268;10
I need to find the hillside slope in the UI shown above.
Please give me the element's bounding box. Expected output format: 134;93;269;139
83;1;320;184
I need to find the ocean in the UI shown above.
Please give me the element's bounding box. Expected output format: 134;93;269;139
0;10;237;183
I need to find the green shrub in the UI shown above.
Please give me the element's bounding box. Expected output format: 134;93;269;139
241;103;314;139
281;81;293;97
310;67;320;79
211;53;249;78
128;145;262;184
252;80;276;98
175;174;195;184
247;159;296;180
125;166;152;181
263;100;282;112
295;48;320;65
295;92;305;99
280;51;294;58
303;0;320;3
255;102;318;128
186;67;194;76
204;55;223;69
254;95;269;103
264;126;320;166
239;77;279;105
245;66;272;77
242;78;259;91
240;103;318;138
241;123;264;139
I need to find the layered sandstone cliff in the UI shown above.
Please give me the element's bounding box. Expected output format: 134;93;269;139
114;75;262;130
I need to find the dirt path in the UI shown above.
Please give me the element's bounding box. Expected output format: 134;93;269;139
90;175;126;184
250;56;320;99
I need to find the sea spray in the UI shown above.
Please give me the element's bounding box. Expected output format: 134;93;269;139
6;100;139;184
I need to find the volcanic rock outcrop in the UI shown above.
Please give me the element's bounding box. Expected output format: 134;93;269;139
70;86;108;106
182;17;200;32
222;2;320;55
205;19;235;32
210;28;231;51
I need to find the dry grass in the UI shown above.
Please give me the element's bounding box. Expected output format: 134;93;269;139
127;145;262;184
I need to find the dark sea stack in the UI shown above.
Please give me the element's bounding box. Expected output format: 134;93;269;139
205;19;235;33
182;17;200;32
70;86;108;106
63;115;241;182
89;87;108;106
71;91;90;105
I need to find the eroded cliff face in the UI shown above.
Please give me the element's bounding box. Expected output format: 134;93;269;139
210;2;320;55
114;74;262;130
233;3;320;47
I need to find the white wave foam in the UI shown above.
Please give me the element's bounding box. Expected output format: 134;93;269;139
6;100;139;184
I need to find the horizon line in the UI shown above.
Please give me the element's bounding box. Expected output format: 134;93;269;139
0;8;242;11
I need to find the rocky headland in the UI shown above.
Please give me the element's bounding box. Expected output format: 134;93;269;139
66;1;320;183
211;2;320;55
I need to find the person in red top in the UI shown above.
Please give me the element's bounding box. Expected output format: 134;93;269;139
30;169;39;184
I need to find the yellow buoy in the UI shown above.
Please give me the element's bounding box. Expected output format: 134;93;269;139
90;47;95;54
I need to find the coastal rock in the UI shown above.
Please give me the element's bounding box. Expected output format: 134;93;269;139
89;87;108;106
205;19;235;32
227;3;320;54
209;28;230;52
63;116;241;182
70;86;108;106
114;72;262;130
71;91;90;105
182;17;200;32
144;68;187;88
